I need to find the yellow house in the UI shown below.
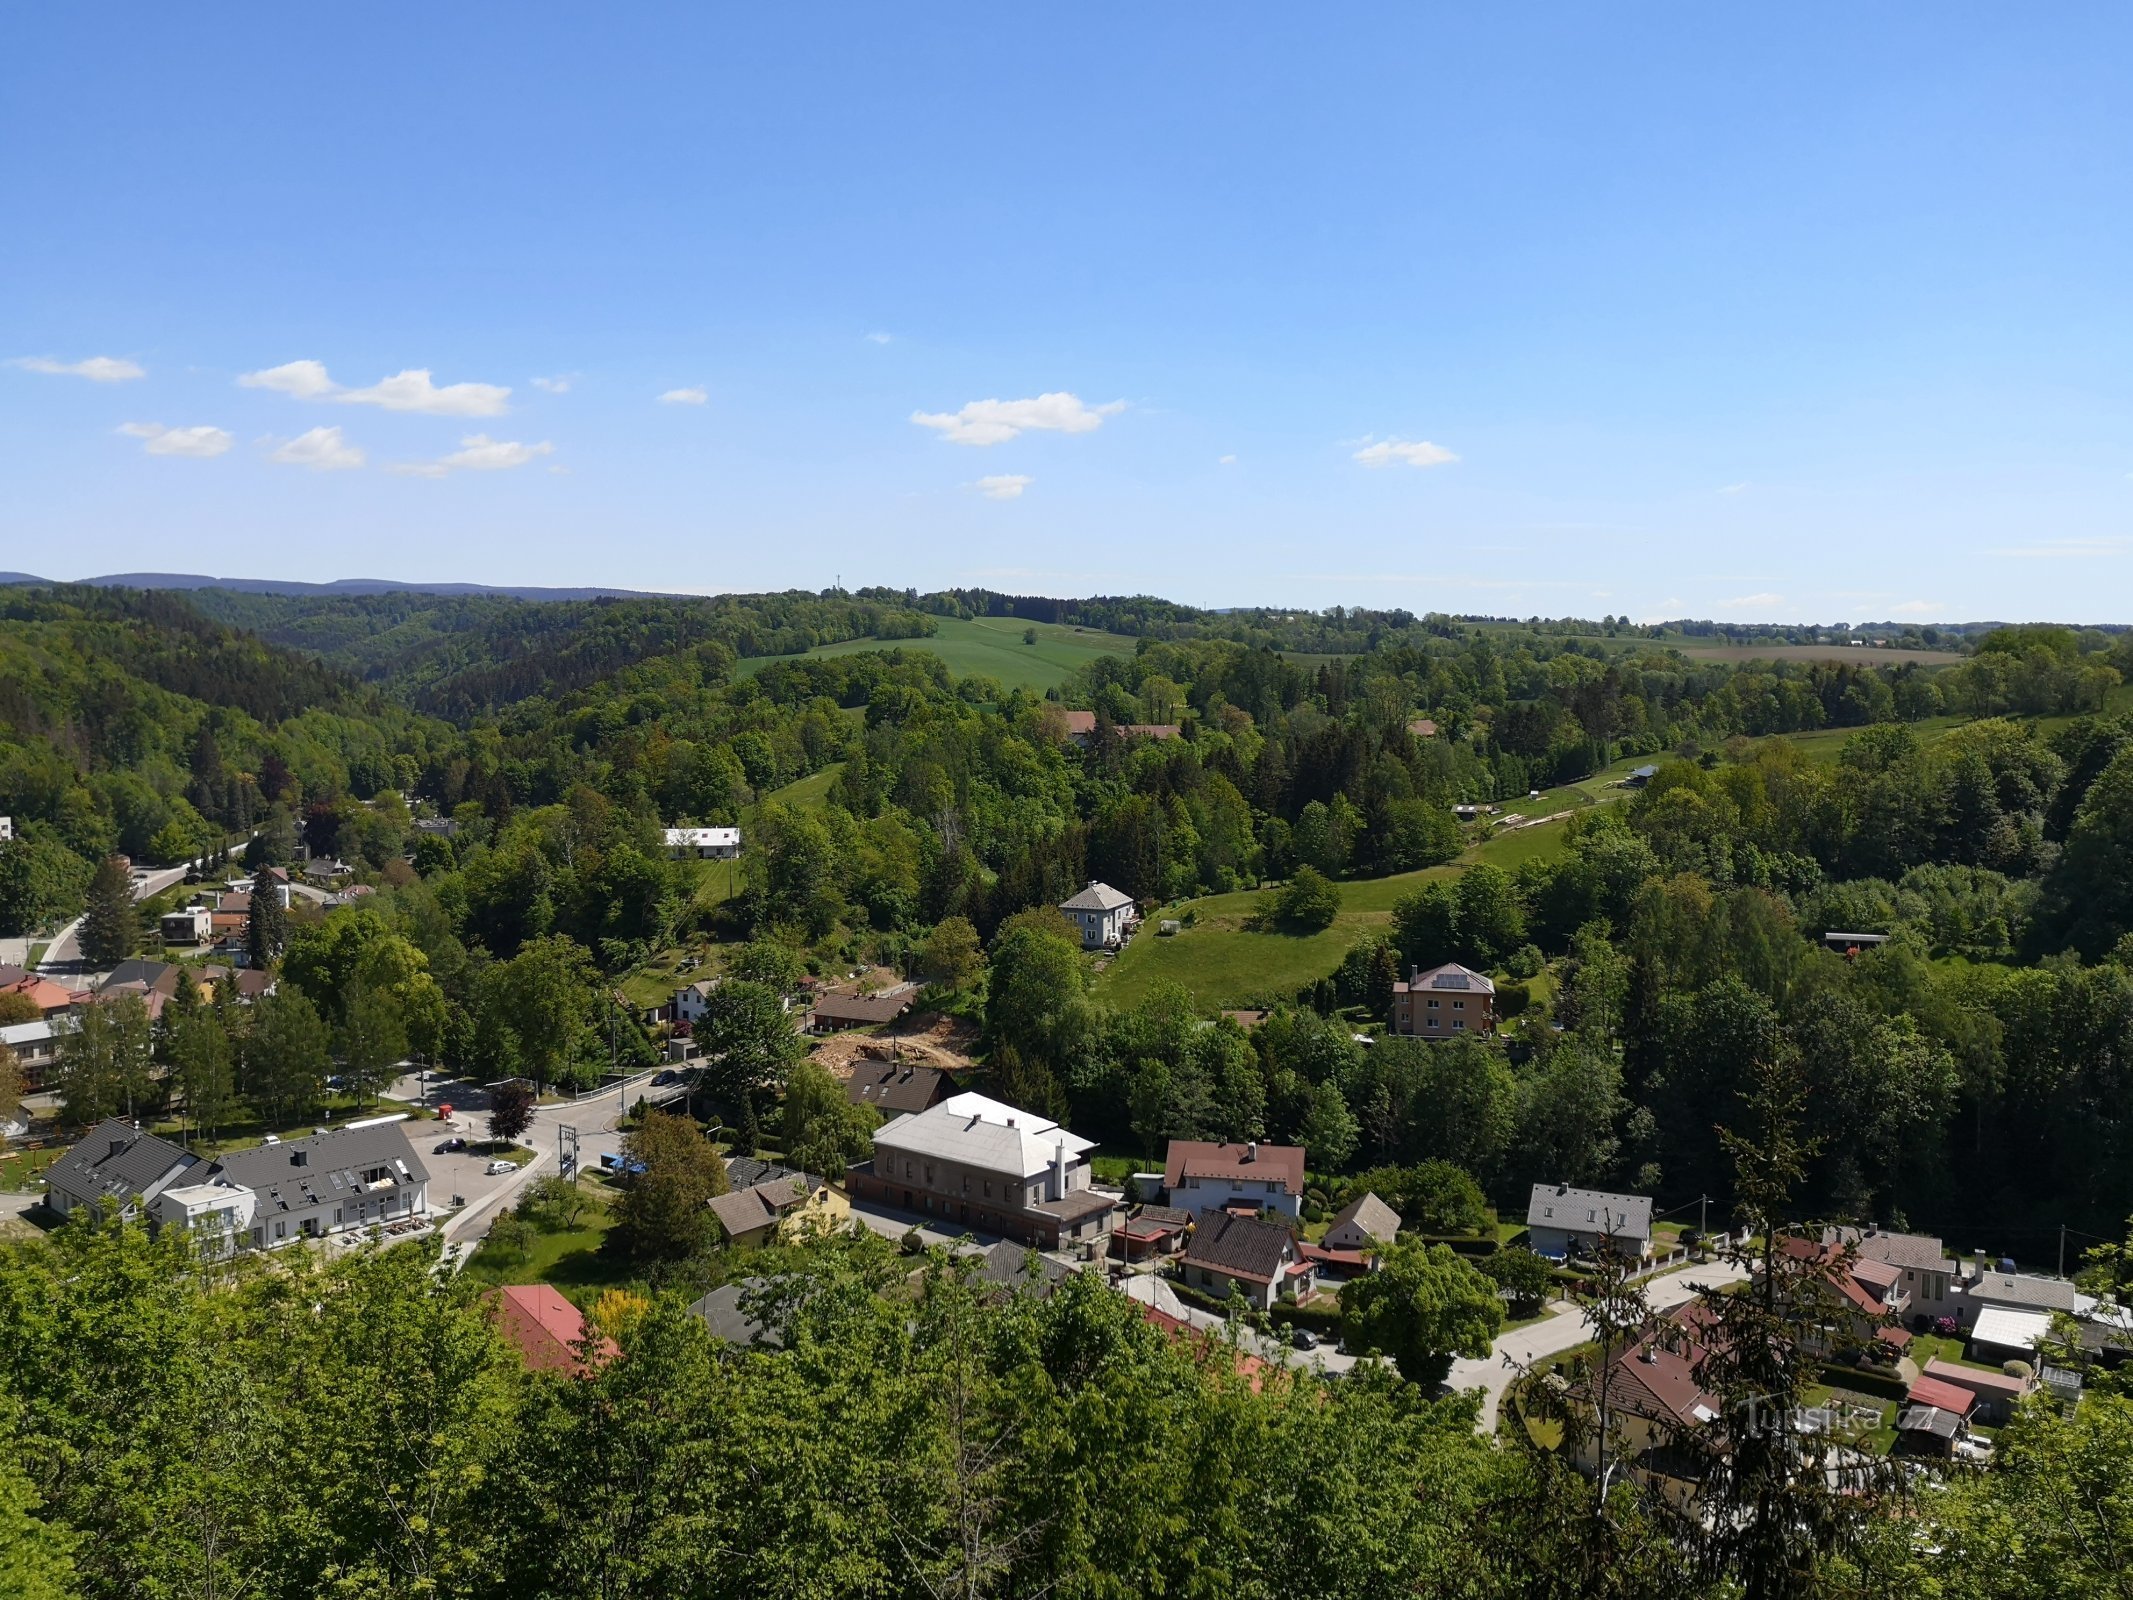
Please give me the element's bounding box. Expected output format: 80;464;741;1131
709;1174;849;1248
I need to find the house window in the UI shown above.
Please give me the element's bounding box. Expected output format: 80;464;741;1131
1452;1019;1464;1030
1452;1000;1464;1011
1426;998;1440;1009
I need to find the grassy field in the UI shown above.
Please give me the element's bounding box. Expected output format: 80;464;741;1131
735;615;1137;695
458;1184;634;1298
1677;643;1967;666
0;1146;62;1193
1096;812;1592;1009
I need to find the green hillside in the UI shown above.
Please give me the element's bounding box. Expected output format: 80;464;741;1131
734;614;1137;694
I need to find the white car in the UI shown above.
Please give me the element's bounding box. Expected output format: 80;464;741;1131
485;1159;516;1176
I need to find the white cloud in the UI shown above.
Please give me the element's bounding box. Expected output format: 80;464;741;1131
529;374;573;394
12;354;145;382
391;434;555;477
1889;600;1943;616
237;359;510;415
1352;436;1459;469
269;425;365;471
117;421;231;458
1218;453;1238;465
911;392;1125;446
975;474;1032;501
1716;592;1784;610
865;331;893;345
659;386;708;405
1718;481;1749;495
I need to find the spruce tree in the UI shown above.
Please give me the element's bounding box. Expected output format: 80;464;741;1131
79;856;137;967
246;885;287;967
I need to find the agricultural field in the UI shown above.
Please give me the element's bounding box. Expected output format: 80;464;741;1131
735;614;1138;694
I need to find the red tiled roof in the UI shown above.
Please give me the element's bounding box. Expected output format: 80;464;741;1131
1164;1139;1306;1197
1904;1375;1977;1416
1061;710;1097;735
1921;1358;2031;1397
1140;1305;1269;1390
485;1284;618;1375
1299;1242;1370;1269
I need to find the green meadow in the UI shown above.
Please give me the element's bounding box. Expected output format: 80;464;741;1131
737;614;1138;694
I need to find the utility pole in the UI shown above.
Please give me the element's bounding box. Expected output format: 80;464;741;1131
2059;1223;2066;1279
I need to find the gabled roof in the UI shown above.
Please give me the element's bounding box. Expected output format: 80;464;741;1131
1904;1374;1977;1416
1525;1182;1653;1241
1326;1191;1401;1244
1060;710;1097;735
872;1091;1095;1180
104;959;178;995
1164;1139;1306;1197
1822;1226;1952;1274
208;1121;429;1222
1967;1271;2077;1313
844;1061;950;1115
664;826;740;847
1059;880;1135;913
485;1284;616;1374
1399;962;1496;996
708;1175;812;1238
1921;1358;2032;1398
1119;724;1181;740
1181;1212;1298;1285
724;1157;807;1192
1595;1320;1722;1428
687;1278;783;1347
47;1119;197;1206
1969;1305;2051;1353
809;988;916;1026
970;1239;1074;1300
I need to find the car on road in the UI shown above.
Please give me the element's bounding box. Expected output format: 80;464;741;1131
435;1137;467;1154
485;1158;517;1175
651;1069;681;1087
1291;1327;1317;1350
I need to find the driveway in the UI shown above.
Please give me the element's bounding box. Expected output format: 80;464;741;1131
1443;1255;1749;1430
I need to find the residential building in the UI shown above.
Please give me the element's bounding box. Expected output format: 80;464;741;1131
1770;1236;1912;1361
46;1117;430;1251
847;1090;1116;1249
0;1016;72;1090
1112;1203;1192;1262
1968;1305;2052;1364
672;978;719;1026
485;1283;618;1374
145;1180;257;1255
807;985;916;1033
104;959;180;996
1323;1192;1401;1252
970;1238;1075;1301
2;971;77;1018
708;1169;846;1247
1623;764;1659;787
687;1277;784;1347
1526;1182;1654;1260
1572;1302;1723;1511
1918;1358;2034;1426
1822;1226;1965;1321
160;905;212;944
0;815;11;842
1963;1270;2077;1323
1391;962;1496;1037
1163;1139;1306;1220
1060;709;1097;743
844;1060;952;1116
413;816;461;840
1058;880;1136;949
1407;718;1438;738
663;826;741;860
1179;1211;1314;1311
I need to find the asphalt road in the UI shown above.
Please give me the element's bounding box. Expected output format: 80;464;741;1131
38;846;244;975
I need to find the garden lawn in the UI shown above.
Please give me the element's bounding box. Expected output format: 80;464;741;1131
459;1190;636;1298
0;1147;62;1192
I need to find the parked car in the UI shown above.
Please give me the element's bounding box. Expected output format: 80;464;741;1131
435;1137;467;1154
1292;1327;1317;1350
485;1159;516;1175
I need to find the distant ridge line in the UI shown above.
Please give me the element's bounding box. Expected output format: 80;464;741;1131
0;571;677;601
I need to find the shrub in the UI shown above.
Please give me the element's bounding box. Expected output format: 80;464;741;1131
1502;943;1545;980
1495;980;1531;1018
1257;867;1342;932
2004;1360;2034;1380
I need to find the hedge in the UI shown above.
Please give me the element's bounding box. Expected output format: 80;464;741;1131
1816;1361;1909;1404
1270;1301;1345;1335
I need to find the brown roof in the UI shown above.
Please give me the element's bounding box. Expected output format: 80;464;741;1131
1164;1139;1306;1198
844;1061;950;1115
1597;1320;1722;1428
1921;1358;2032;1397
1904;1375;1978;1416
810;990;915;1026
485;1284;616;1374
1061;710;1097;735
218;890;253;913
1181;1212;1300;1285
708;1175;812;1238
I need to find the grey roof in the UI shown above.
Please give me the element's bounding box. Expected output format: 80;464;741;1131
208;1121;429;1225
809;990;915;1025
1967;1271;2078;1313
1031;1188;1117;1223
687;1278;783;1347
1327;1191;1401;1244
872;1091;1095;1180
1059;880;1134;913
1182;1212;1298;1283
104;959;177;994
845;1061;950;1115
1403;962;1495;996
1133;1204;1193;1228
708;1175;812;1238
1526;1182;1653;1242
970;1239;1073;1300
1823;1226;1952;1274
48;1119;198;1207
1895;1405;1963;1439
724;1157;807;1192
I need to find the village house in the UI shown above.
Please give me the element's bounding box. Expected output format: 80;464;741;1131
1572;1301;1724;1511
708;1162;846;1247
1058;880;1137;949
160;905;213;945
1178;1211;1314;1311
1120;723;1182;741
843;1060;953;1116
0;1015;72;1090
1;968;77;1019
1770;1236;1913;1363
806;985;916;1034
847;1090;1116;1250
1526;1182;1654;1260
1060;709;1097;744
1322;1192;1401;1253
484;1283;617;1374
1962;1268;2078;1324
663;826;741;860
671;978;719;1026
1391;962;1496;1037
1163;1138;1306;1221
45;1118;430;1253
1822;1226;1966;1323
1112;1203;1193;1263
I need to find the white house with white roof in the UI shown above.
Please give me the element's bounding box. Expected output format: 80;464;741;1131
664;826;741;860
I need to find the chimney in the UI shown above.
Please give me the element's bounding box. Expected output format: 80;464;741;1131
1053;1138;1068;1200
291;1149;308;1168
1245;1141;1258;1163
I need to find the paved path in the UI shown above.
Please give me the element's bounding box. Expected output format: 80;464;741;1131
1445;1256;1749;1430
38;849;236;975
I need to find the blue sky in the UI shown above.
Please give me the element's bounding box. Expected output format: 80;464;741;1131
5;6;2131;622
